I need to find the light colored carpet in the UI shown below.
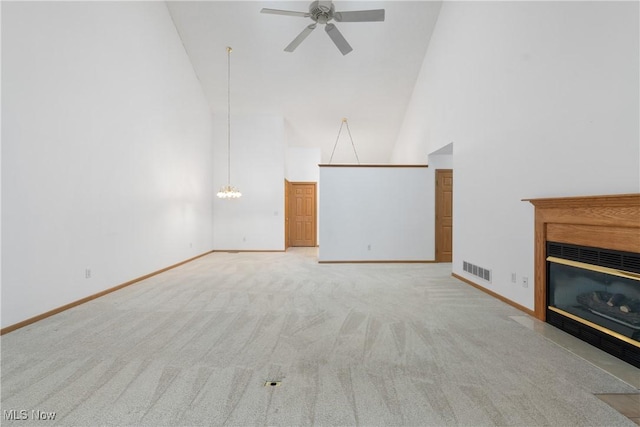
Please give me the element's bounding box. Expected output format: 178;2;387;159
1;248;637;426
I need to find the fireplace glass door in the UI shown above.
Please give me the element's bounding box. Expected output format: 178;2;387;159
548;257;640;343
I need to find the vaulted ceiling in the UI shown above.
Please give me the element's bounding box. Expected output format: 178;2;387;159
166;1;441;163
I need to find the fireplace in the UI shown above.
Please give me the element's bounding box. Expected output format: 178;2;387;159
546;242;640;367
526;193;640;368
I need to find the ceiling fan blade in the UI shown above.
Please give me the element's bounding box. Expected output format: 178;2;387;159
325;23;353;55
285;24;317;52
260;8;310;18
334;9;385;22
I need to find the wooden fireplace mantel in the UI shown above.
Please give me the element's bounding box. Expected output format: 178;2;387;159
524;193;640;320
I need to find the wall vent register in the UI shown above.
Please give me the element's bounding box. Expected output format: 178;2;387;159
463;261;492;283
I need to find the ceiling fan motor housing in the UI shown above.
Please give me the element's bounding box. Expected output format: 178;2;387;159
309;1;335;24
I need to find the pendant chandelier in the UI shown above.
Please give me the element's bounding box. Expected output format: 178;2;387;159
217;46;242;199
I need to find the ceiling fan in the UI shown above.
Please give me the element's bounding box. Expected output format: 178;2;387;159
260;1;385;55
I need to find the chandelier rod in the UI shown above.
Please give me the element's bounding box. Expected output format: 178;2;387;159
344;119;360;165
328;118;360;164
216;46;241;199
227;46;232;186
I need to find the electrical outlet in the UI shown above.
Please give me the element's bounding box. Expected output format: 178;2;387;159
522;277;528;288
511;273;517;283
367;244;371;251
85;268;92;279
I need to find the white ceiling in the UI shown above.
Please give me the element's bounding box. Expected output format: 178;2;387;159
166;1;442;163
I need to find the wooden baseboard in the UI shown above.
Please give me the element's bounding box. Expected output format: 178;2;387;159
212;250;286;253
452;273;536;317
0;251;214;336
319;260;436;264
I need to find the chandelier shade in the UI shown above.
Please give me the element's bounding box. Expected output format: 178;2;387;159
216;185;242;199
217;46;241;199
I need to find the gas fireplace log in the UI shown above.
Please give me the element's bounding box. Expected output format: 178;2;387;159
592;291;610;303
607;293;627;307
620;299;640;313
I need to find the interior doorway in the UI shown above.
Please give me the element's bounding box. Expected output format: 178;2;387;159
285;181;317;248
435;169;453;262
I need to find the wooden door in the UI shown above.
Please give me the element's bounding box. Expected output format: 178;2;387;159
435;169;453;262
289;182;316;247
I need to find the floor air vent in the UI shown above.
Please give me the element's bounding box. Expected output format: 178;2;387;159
264;381;281;387
463;261;492;283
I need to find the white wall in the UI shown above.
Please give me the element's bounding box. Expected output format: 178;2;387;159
285;147;320;183
319;167;431;262
212;114;285;250
392;1;640;310
0;2;3;315
1;2;214;328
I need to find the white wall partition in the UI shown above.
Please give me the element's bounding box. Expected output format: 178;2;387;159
319;166;430;262
2;2;214;328
285;147;321;182
212;114;285;250
392;1;639;310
